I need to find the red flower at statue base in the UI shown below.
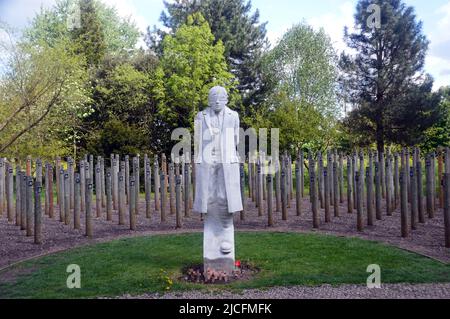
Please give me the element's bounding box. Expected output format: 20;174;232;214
235;260;241;268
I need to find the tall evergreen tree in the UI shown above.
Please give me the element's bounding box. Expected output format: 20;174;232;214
146;0;268;112
71;0;106;68
340;0;441;153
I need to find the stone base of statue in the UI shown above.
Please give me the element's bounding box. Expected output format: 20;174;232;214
203;203;235;276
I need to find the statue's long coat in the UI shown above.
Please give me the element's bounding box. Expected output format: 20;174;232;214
193;106;243;214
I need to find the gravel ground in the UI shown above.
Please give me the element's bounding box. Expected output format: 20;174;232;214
1;195;450;269
119;283;450;299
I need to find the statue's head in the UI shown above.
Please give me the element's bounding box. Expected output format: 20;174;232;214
208;86;228;113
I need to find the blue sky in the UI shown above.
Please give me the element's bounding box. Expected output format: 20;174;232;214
1;0;449;88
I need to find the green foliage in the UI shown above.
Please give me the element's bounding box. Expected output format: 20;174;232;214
147;0;268;111
156;12;238;131
340;0;440;152
420;86;450;153
25;0;140;55
250;23;340;154
1;233;449;298
85;117;148;157
262;23;339;118
71;0;106;68
0;27;91;160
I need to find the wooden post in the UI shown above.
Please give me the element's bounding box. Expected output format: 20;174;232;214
295;158;302;216
59;168;65;222
55;157;61;205
85;178;93;238
426;155;434;219
359;152;365;210
248;159;253;201
74;173;81;229
380;152;385;199
339;153;344;204
333;162;339;217
438;149;444;208
21;173;27;230
15;168;21;226
0;158;4;218
443;173;450;248
161;173;167;222
26;176;33;237
356;172;363;232
324;168;330;223
406;149;411;203
48;165;54;219
154;158;160;211
112;157;118;210
89;155;94;185
129;176;136;230
147;162;153;218
327;151;334;207
267;173;274;227
240;163;246;220
100;157;106;208
95;164;102;218
431;152;436;212
64;171;70;226
106;168;113;222
375;162;382;221
132;158;139;215
68;158;74;209
183;163;189;218
257;159;263;215
347;156;353;214
275;158;281;212
281;165;287;221
44;163;49;217
136;155;141;208
352;154;357;207
410;167;418;231
417;151;425;224
80;160;85;212
7;164;13;222
125;155;130;204
394;153;400;209
262;156;267;202
26;156;32;179
318;152;324;209
176;174;182;229
310;157;319;229
366;166;374;226
385;157;392;216
34;181;42;244
400;170;409;238
118;170;125;226
299;150;305;198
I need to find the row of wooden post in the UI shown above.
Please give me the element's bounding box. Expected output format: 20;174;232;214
243;148;450;248
0;147;449;247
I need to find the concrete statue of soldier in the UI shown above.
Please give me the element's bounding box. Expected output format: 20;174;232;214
193;85;243;277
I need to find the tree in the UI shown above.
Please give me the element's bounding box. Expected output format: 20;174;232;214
340;0;440;153
252;23;340;153
25;0;140;56
156;13;238;132
261;23;339;118
146;0;268;112
71;0;106;68
420;87;450;153
0;25;90;158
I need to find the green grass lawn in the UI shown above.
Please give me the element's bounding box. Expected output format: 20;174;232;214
0;232;449;299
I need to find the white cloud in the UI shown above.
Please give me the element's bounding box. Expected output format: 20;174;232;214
0;0;56;29
427;1;450;89
308;1;354;54
100;0;149;47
